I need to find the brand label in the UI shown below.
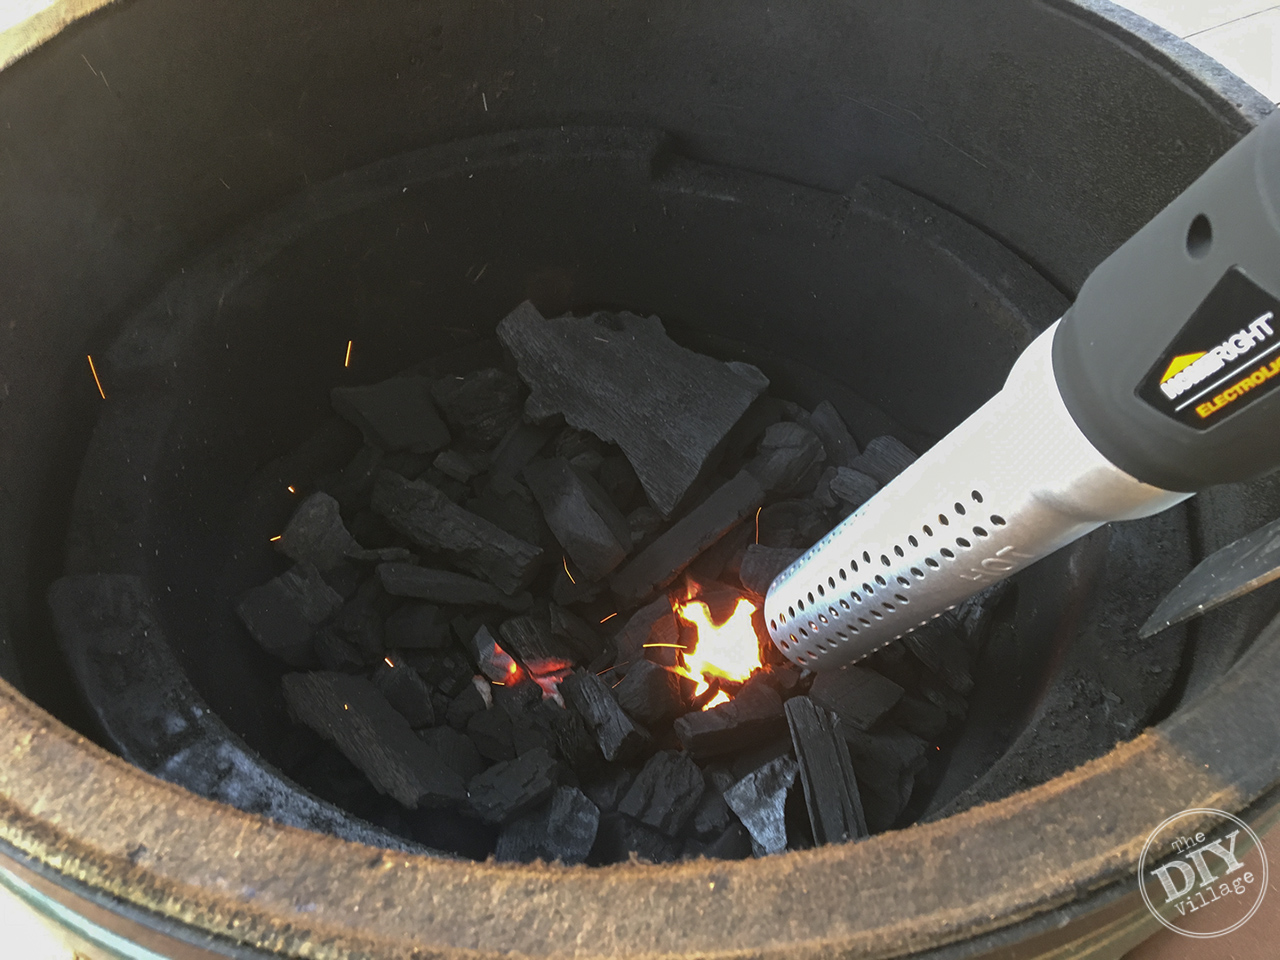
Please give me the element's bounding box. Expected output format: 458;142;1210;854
1137;268;1280;429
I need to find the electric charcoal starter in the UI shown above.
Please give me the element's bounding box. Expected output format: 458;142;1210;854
766;110;1280;671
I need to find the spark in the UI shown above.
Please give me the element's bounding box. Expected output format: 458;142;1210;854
755;506;762;543
269;535;282;542
287;486;296;494
562;557;576;584
384;657;395;668
643;643;686;649
599;612;618;623
482;92;489;112
87;355;107;399
344;340;353;368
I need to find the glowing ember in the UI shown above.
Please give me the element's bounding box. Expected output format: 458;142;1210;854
489;639;570;704
524;658;573;706
488;642;523;686
676;596;763;704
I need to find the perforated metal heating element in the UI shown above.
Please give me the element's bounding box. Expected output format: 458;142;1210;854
764;322;1191;671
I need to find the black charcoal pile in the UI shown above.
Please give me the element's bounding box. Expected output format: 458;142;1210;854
236;301;1006;864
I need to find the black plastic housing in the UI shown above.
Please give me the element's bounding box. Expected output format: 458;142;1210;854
1054;110;1280;492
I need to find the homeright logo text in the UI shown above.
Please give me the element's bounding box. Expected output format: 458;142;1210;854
1159;312;1275;401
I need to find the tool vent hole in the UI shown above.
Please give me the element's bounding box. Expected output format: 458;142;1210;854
894;593;908;603
840;599;850;609
858;617;871;627
991;514;1007;526
882;602;896;612
1186;213;1213;259
871;610;884;619
910;567;924;578
817;585;825;597
954;502;966;515
971;490;984;503
956;537;971;548
973;526;988;537
827;577;836;589
880;554;891;566
923;524;934;537
770;619;778;630
938;514;950;526
807;592;815;603
908;535;919;547
788;606;796;617
862;551;872;563
874;574;887;586
925;557;940;568
894;545;905;557
940;547;955;559
863;582;874;594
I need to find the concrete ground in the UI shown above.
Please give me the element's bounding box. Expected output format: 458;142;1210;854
0;0;1275;957
1121;0;1279;101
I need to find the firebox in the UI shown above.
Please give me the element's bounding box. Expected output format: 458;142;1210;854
1;0;1278;957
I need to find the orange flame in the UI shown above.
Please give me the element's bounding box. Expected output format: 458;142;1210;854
703;689;731;709
675;596;762;704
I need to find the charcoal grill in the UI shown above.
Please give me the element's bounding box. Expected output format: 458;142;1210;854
1;0;1279;957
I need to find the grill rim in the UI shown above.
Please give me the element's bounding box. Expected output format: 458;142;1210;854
0;627;1278;959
